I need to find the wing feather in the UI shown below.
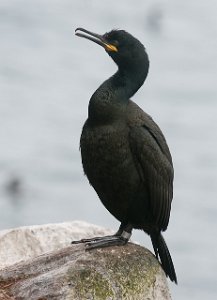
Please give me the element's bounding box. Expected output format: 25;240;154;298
129;125;173;230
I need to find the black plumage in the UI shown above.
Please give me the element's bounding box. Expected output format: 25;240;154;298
73;28;177;283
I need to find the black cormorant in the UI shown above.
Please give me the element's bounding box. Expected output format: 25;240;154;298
72;27;177;283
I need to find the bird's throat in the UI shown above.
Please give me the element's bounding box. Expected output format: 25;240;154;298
87;66;148;126
111;68;147;99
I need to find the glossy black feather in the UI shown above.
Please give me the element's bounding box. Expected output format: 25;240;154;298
78;28;177;283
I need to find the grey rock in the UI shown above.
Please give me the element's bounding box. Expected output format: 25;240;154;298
0;221;171;299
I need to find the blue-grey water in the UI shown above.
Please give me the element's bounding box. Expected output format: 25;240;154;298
0;0;216;299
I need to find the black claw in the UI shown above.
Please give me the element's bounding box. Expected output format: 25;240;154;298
71;234;129;250
85;236;128;250
71;235;117;245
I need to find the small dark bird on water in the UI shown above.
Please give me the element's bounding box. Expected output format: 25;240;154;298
72;27;177;283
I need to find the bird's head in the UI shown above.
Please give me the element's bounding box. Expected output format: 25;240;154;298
75;28;149;73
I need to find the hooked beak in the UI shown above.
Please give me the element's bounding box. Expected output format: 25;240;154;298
75;28;118;52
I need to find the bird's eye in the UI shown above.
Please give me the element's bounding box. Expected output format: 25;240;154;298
112;40;119;47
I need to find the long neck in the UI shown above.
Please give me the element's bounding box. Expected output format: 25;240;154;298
108;63;149;100
88;61;149;125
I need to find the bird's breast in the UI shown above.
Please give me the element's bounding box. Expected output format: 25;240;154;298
80;120;142;221
88;86;127;125
81;120;131;178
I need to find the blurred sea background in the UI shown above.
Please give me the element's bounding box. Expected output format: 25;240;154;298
0;0;216;298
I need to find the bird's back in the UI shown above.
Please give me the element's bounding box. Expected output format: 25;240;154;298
126;100;172;165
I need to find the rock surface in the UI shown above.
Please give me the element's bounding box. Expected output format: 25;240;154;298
0;221;113;269
0;221;171;299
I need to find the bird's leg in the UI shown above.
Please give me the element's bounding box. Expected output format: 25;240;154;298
85;223;132;250
71;223;133;250
71;234;117;245
71;229;120;245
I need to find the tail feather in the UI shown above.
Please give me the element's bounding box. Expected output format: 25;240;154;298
151;232;177;284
